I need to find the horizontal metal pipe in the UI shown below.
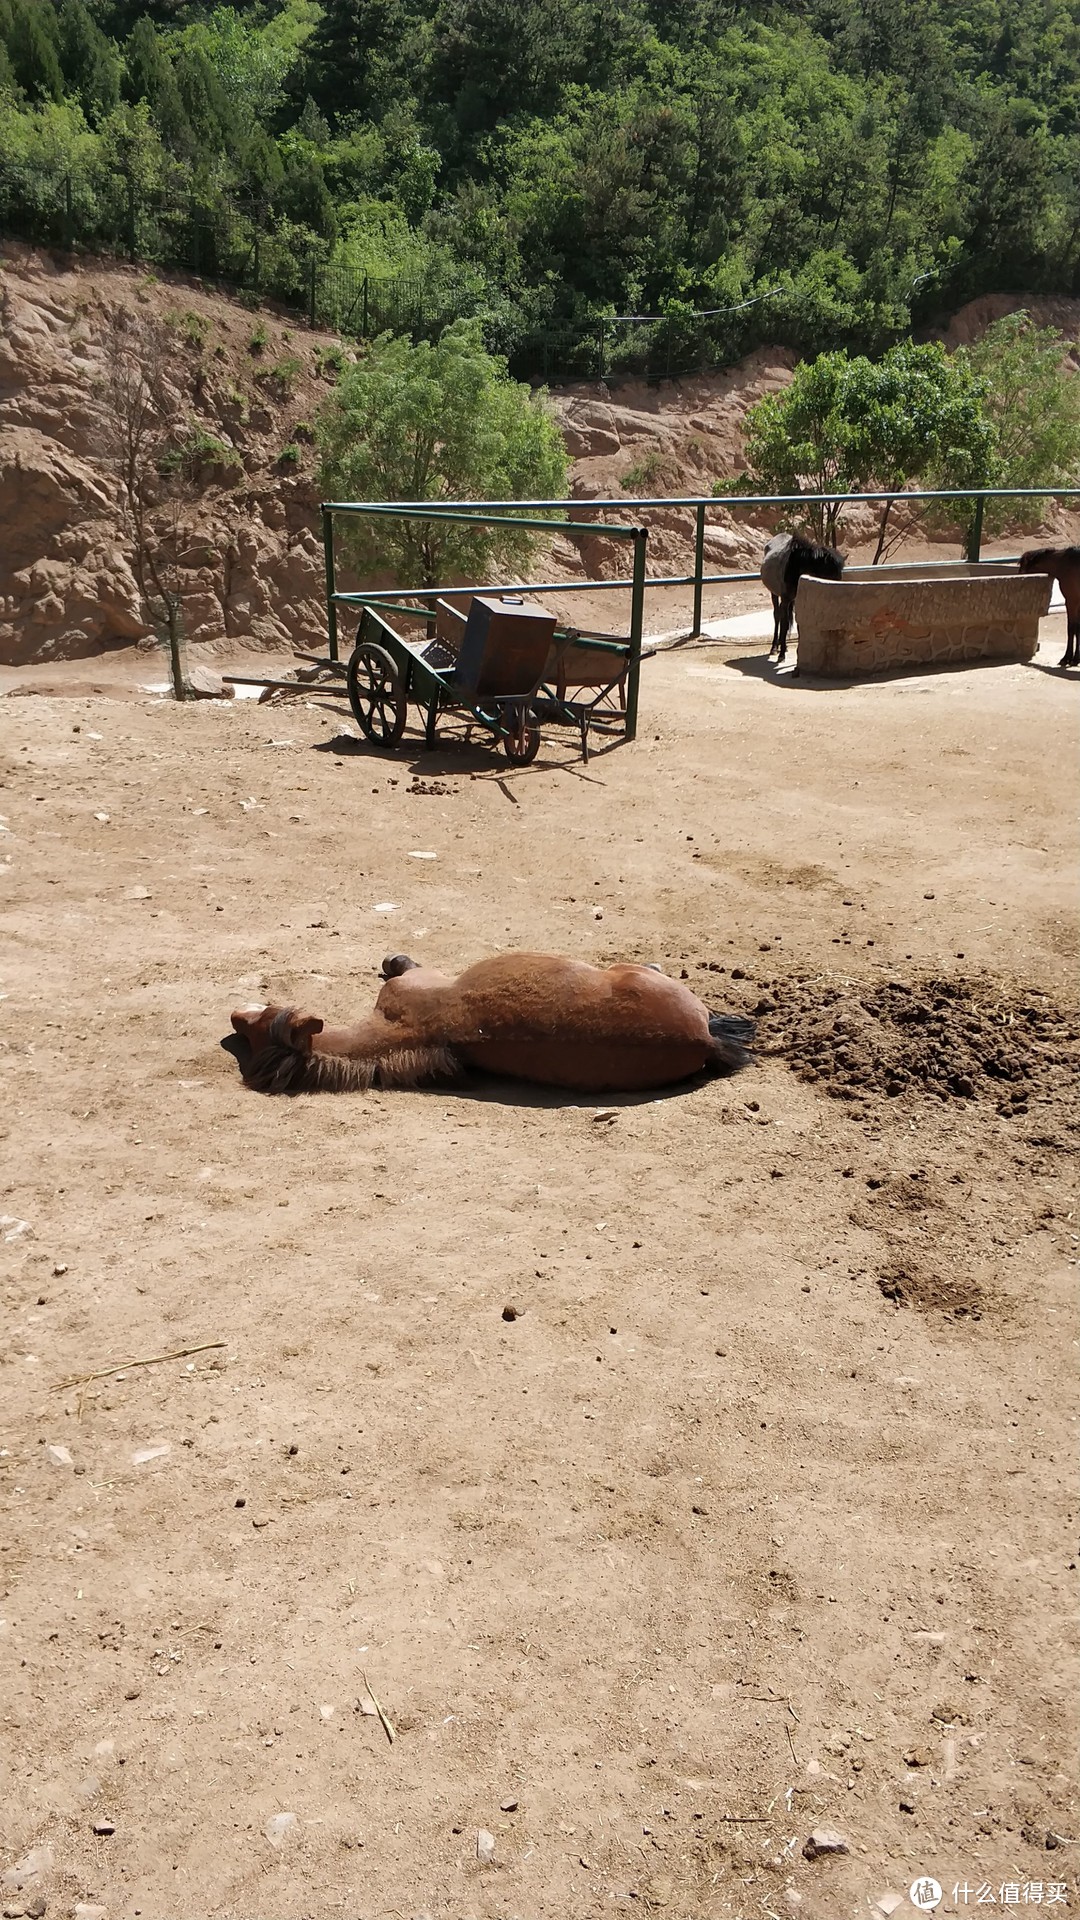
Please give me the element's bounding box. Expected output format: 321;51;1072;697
335;572;755;603
324;485;1080;513
333;579;642;601
323;502;642;536
332;551;1039;615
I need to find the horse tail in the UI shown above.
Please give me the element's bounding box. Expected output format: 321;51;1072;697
706;1011;756;1075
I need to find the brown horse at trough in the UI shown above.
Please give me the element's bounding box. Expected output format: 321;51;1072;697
221;952;755;1095
1018;546;1080;668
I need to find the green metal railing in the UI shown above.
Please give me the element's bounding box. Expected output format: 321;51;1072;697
322;500;650;740
321;484;1080;741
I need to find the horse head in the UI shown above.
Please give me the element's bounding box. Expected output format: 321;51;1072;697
221;1004;324;1091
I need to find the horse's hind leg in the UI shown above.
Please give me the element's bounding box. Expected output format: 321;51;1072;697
769;595;782;656
1063;614;1079;668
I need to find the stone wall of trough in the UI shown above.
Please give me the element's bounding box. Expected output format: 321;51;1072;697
794;567;1052;675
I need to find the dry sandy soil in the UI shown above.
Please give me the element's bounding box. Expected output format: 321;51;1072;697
1;608;1078;1920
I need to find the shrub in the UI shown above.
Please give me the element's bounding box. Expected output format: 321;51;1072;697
257;353;304;397
314;343;347;378
619;449;668;492
165;308;209;348
160;428;243;485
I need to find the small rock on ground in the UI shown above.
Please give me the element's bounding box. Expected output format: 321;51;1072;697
803;1827;850;1859
185;666;234;700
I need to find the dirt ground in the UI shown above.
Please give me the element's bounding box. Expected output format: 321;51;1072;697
1;607;1078;1920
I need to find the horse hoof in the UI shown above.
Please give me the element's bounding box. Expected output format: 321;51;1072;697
381;953;419;979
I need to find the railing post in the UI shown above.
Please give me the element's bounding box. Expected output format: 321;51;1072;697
362;272;369;337
597;318;605;383
624;526;648;742
125;171;137;260
692;500;706;638
323;507;339;663
965;494;985;563
308;248;317;328
63;173;74;251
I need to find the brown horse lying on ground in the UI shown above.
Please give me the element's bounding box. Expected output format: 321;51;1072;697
1018;546;1080;668
221;952;755;1095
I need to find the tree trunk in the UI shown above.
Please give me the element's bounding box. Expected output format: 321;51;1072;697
823;498;843;547
165;597;186;701
872;498;893;564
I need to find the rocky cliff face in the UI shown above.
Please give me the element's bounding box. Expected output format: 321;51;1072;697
0;244;335;665
548;356;799;580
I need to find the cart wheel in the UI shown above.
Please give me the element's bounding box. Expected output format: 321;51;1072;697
502;711;541;765
347;642;406;746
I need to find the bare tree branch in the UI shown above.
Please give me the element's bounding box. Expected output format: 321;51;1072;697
98;310;194;699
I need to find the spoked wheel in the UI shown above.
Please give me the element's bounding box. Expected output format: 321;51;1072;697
500;703;541;766
347;641;407;746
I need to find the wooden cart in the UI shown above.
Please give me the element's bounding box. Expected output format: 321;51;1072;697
346;595;558;764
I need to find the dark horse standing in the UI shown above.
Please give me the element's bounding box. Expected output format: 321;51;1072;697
760;533;846;666
1018;547;1080;668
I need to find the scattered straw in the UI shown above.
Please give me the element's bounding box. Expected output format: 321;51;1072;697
361;1669;396;1745
55;1341;227;1417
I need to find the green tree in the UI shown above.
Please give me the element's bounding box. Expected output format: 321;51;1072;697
317;319;568;585
428;0;590;140
122;16;191;155
3;0;64;103
964;311;1080;529
277;144;337;235
173;43;232;154
181;7;295;128
303;0;427;124
233;123;284;205
56;0;121;123
730;341;994;554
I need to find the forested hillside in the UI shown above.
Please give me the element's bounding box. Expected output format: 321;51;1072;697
1;0;1078;370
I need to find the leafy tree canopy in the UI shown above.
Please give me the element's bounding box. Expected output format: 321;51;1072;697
731;341;995;551
316;320;568;584
964;311;1080;529
1;0;1078;364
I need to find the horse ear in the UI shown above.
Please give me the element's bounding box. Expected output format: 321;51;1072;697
290;1013;324;1048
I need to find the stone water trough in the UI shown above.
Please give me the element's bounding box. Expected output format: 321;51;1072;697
793;562;1053;675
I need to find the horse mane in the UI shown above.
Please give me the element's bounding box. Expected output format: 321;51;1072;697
1020;545;1080;568
311;1043;462;1092
243;1034;463;1095
788;534;845;578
